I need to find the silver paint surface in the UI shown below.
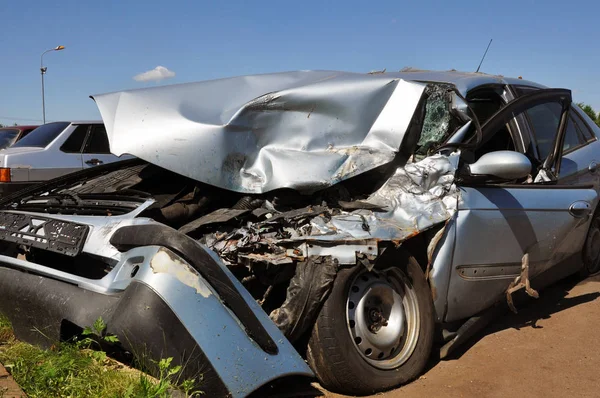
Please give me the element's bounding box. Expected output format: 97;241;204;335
93;71;428;193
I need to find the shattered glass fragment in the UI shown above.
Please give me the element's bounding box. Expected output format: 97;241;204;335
415;85;456;160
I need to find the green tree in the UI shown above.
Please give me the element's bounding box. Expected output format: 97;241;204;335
577;102;598;124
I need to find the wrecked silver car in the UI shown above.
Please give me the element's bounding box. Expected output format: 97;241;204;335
0;70;599;396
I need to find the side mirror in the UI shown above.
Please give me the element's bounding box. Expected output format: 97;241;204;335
467;151;532;180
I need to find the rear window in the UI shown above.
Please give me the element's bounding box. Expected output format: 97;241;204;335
60;125;89;153
572;109;596;141
83;125;111;154
0;129;20;149
12;122;70;148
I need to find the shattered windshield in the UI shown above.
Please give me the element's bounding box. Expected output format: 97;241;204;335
414;84;458;160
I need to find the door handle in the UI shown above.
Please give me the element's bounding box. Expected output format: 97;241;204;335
569;201;592;218
85;158;103;166
589;161;598;173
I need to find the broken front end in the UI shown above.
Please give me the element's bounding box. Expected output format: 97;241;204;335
0;72;471;396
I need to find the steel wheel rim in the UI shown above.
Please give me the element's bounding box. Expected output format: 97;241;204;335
585;219;600;274
346;267;420;370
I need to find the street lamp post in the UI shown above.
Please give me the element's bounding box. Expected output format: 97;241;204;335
40;45;65;124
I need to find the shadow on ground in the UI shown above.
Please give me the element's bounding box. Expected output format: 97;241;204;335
443;273;600;362
259;273;600;397
249;376;324;398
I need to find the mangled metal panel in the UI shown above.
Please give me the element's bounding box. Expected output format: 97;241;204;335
203;153;461;340
313;153;461;242
282;153;459;242
209;152;461;264
92;71;427;194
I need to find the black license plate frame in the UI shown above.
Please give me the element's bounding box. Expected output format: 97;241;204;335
0;212;89;257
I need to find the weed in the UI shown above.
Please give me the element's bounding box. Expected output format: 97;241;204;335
127;358;203;397
0;314;12;342
0;315;203;397
76;316;120;349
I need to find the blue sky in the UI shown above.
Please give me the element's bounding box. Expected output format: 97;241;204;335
1;0;599;126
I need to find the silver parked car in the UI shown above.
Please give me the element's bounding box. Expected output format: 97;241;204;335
0;70;598;397
0;121;129;195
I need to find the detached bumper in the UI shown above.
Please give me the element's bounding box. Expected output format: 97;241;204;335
0;241;313;397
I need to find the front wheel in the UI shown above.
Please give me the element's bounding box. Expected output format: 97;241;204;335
306;250;434;395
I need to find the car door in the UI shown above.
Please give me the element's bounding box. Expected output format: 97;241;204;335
559;107;600;187
81;124;128;168
27;123;88;181
444;88;598;322
513;86;600;188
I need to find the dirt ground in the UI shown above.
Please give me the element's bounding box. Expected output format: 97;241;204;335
0;364;25;398
268;272;600;398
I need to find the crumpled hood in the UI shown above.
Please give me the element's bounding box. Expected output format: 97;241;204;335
92;70;427;194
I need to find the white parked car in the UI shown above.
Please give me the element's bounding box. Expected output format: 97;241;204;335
0;121;131;195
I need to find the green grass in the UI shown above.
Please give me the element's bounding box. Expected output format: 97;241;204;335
0;314;202;398
0;314;11;342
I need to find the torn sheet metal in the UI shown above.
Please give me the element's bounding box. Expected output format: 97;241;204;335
304;241;378;265
292;152;460;242
209;152;460;267
92;71;427;194
179;208;249;234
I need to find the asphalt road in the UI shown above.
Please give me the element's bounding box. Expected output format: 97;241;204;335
268;272;600;398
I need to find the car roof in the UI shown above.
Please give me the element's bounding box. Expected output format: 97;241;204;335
380;69;546;94
0;125;39;130
33;120;103;125
67;120;104;124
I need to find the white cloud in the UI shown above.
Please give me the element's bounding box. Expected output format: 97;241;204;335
133;66;176;82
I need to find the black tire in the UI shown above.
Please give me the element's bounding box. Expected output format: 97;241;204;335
306;249;434;395
582;210;600;276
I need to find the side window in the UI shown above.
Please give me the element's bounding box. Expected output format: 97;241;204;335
60;125;89;153
562;117;584;153
467;87;516;160
514;86;596;157
572;109;596;142
523;102;562;160
83;125;111;154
